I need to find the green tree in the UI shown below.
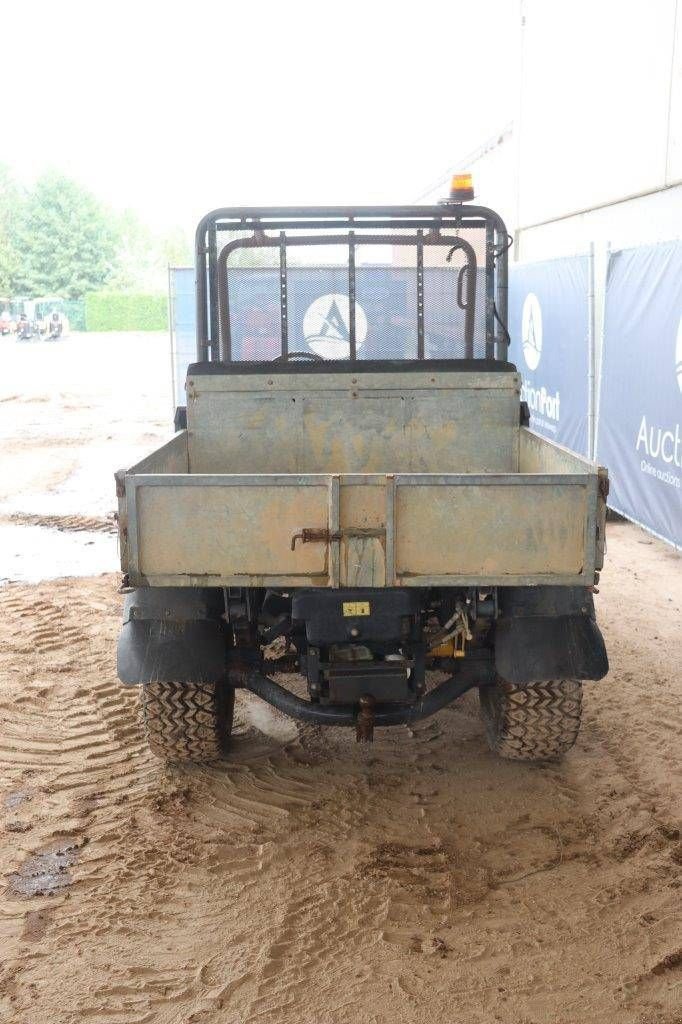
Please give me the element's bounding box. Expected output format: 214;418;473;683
108;212;193;292
160;225;193;268
0;165;21;295
11;171;118;298
106;208;157;291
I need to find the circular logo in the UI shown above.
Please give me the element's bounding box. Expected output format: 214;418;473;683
303;293;368;359
521;292;543;371
676;316;682;394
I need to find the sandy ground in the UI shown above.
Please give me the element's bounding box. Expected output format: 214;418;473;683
0;333;681;1024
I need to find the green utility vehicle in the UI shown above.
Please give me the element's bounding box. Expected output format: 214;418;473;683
116;185;608;763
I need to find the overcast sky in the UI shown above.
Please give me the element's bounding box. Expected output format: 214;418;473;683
3;0;521;230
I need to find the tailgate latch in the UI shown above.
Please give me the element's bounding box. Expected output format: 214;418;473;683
290;526;385;551
291;527;339;551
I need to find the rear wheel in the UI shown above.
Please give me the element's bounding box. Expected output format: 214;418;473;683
141;681;235;763
479;678;582;762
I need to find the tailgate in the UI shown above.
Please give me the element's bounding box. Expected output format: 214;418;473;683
118;431;603;588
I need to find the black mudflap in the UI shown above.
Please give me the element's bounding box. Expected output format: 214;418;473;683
117;587;228;686
495;586;608;685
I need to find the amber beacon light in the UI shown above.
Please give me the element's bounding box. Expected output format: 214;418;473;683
447;173;475;202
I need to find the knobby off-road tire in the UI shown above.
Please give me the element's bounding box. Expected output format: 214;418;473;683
479;678;582;762
141;681;235;763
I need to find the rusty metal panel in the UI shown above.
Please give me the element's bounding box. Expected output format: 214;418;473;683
129;431;189;474
134;478;331;582
341;534;386;587
115;469;128;571
117;433;189;571
595;467;608;571
519;427;594;474
339;482;386;586
187;371;521;475
188;369;517;394
120;421;603;589
339;482;386;528
394;479;590;580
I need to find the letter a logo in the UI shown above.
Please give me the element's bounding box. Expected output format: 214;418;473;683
522;293;543;371
303;293;368;359
319;299;349;342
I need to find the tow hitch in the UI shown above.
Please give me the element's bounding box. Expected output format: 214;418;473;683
356;694;376;742
235;658;496;733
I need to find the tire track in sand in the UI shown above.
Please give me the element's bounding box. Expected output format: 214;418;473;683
1;554;681;1024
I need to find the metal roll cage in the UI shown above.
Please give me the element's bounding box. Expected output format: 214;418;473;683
195;205;510;364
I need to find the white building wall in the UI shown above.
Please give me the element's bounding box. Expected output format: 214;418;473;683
419;0;682;261
516;0;680;230
517;183;682;260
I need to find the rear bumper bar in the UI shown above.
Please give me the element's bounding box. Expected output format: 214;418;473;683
239;660;495;728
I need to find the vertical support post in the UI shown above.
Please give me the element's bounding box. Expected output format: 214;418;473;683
195;225;209;362
484;221;495;359
167;265;177;417
587;241;596;460
496;226;509;362
329;475;340;588
416;229;425;359
348;229;356;360
593;240;610;463
513;0;526;261
208;223;219;361
220;266;232;362
384;475;396;586
126;479;140;581
279;232;288;358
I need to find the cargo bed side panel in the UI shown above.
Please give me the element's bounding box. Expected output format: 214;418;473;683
131;477;332;585
394;479;591;581
123;469;598;588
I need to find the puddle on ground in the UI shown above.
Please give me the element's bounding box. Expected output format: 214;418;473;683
0;443;127;520
3;789;33;810
0;522;118;585
7;841;82;898
1;333;170;586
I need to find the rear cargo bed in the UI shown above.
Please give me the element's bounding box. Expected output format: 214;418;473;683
116;368;606;589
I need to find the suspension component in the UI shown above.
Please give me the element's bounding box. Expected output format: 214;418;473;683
428;601;473;658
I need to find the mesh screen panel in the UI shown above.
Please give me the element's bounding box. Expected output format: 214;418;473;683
356;244;418;360
221;226;488;361
227;269;281;361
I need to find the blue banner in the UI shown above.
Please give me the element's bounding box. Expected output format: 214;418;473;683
169;268;196;407
597;241;682;549
509;257;590;456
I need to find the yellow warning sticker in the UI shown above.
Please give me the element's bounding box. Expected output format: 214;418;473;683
342;601;371;617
